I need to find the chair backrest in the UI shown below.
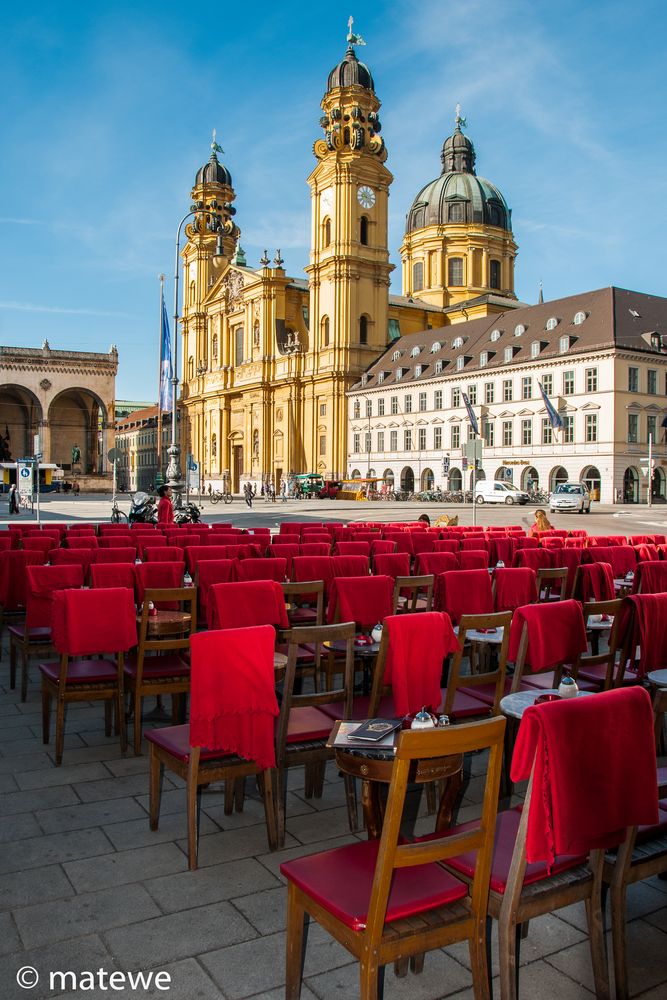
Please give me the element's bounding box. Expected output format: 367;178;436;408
51;587;137;656
299;542;330;557
335;541;371;557
443;611;513;716
632;560;667;595
535;566;569;603
508;599;588;691
458;551;489;571
21;536;55;555
372;552;411;580
98;534;133;547
135;562;185;608
0;550;47;610
281;580;325;626
235;557;288;583
392;574;434;614
90;563;137;592
461;537;489;552
586;545;635;579
577;598;624;689
66;535;98;549
207;580;290;630
142;546;183;562
189;624;279;767
331;554;370;578
47;548;93;578
410;534;436;556
513;548;553;571
369;611;458;716
136;587;196;662
488;537;517;566
93;547;137;565
292;555;334;588
571;563;615;603
25;564;84;628
434;569;494;625
328;574;395;628
552;548;584;598
415;551;458;576
194;559;236;626
369;539;397;558
616;593;667;678
492;567;537;613
184;545;231;575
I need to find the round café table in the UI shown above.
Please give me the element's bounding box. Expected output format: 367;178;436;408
330;719;463;839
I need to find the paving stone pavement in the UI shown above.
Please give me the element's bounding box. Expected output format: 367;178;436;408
0;636;665;1000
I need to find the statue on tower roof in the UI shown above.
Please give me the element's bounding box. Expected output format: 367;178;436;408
455;104;467;130
211;128;224;156
346;15;366;47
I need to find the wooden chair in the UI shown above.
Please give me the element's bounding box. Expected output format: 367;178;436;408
39;588;137;765
281;717;506;1000
572;598;626;690
281;580;325;628
146;624;279;869
274;621;356;846
392;574;434;613
601;687;667;999
443;611;513;720
535;566;568;602
509;600;590;693
124;587;196;755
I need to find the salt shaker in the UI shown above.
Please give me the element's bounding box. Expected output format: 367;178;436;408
558;674;578;699
371;623;383;644
496;560;505;569
411;708;436;730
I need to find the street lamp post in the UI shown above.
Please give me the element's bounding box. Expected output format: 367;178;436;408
165;207;224;502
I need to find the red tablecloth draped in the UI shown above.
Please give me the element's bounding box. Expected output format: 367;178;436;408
26;565;84;628
493;567;537;613
433;569;494;624
208;580;289;630
189;625;279;768
51;587;137;656
575;562;615;602
328;575;394;627
383;611;458;715
511;686;658;866
508;599;588;670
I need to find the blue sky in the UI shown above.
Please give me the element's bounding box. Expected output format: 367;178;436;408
2;0;665;400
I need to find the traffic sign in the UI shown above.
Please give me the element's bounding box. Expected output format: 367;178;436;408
19;467;31;478
442;456;450;475
107;448;119;463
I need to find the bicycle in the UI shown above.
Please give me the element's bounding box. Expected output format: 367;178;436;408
209;490;233;505
110;497;128;523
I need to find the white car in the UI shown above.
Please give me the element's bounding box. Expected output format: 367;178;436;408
549;482;592;514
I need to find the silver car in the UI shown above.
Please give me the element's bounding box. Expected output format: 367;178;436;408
549;482;592;514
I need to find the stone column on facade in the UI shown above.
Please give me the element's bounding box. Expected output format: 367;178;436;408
466;246;476;288
481;248;489;290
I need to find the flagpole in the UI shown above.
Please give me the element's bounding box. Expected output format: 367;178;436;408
157;274;165;484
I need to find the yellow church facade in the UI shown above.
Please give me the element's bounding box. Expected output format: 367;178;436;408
179;32;518;489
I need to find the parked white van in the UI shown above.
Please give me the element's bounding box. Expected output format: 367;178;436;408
475;481;530;505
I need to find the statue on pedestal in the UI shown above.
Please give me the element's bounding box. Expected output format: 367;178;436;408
71;444;81;465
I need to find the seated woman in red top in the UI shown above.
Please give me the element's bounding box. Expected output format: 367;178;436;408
157;485;174;524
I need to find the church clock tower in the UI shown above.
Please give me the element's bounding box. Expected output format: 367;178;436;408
305;20;393;477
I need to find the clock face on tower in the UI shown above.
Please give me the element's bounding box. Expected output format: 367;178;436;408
357;185;376;209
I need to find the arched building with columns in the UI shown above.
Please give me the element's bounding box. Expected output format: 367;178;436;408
0;341;117;488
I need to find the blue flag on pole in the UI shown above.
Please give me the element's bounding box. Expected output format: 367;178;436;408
159;291;172;412
461;392;479;436
538;380;563;430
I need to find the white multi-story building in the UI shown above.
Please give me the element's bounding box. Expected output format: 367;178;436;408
347;287;667;504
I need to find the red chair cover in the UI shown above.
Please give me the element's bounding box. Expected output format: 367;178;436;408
553;548;583;597
48;548;93;576
511;687;658;866
93;547;137;565
66;536;98;549
135;562;184;607
336;541;371;557
515;537;539;549
21;537;55;556
574;563;615;603
142;546;183;562
300;534;331;546
433;539;459;554
383;612;458;715
90;563;137;592
292;555;334;587
493;568;537;613
585;545;636;579
208;580;289;630
632;561;667;595
51;588;137;656
513;549;554;571
633;544;660;562
0;536;12;552
98;535;133;547
458;551;488;571
411;534;436;556
25;565;84;628
460;537;489;552
618;594;667;675
235;558;288;583
508;600;588;671
372;553;411;580
331;555;370;578
541;537;564;550
184;546;236;575
0;550;46;609
196;559;236;626
433;570;494;625
188;625;279;768
328;575;394;627
299;543;330;557
489;538;517;566
382;534;414;556
370;540;396;558
415;552;458;576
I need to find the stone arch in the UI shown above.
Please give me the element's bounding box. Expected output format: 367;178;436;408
495;465;512;483
623;466;639;504
449;467;462;491
400;466;414;492
0;384;43;461
421;467;434;490
521;465;539;491
652;466;666;502
48;387;109;475
581;465;601;497
350;469;361;479
549;465;569;491
383;468;394;486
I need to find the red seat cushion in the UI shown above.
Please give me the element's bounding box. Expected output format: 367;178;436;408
576;663;640;687
39;658;120;684
636;804;667;844
442;688;492;719
124;653;190;679
458;678;513;707
280;836;467;931
282;705;333;743
7;625;51;642
145;723;232;763
428;807;584;893
318;696;396;721
520;672;599;692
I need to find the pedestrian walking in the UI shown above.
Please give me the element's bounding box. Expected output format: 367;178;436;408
280;478;288;502
244;482;253;508
157;485;175;524
8;483;19;515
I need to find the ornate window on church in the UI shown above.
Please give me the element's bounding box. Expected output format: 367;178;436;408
322;218;331;247
234;327;244;366
359;315;369;345
321;316;330;348
489;260;501;289
412;261;424;291
448;257;463;286
212;334;218;361
211;434;217;458
360;216;369;246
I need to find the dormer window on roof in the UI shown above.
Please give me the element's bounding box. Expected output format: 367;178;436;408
530;341;542;358
435;360;443;374
545;317;559;331
360;374;368;387
456;355;466;371
504;346;515;363
480;351;489;367
392;349;401;361
395;368;403;380
490;329;501;342
514;324;526;338
431;341;442;353
573;310;588;326
410;346;421;358
414;364;422;377
559;335;571;353
452;336;465;349
378;371;385;384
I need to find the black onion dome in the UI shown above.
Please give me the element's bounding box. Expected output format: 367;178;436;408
327;46;374;91
195;151;232;188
